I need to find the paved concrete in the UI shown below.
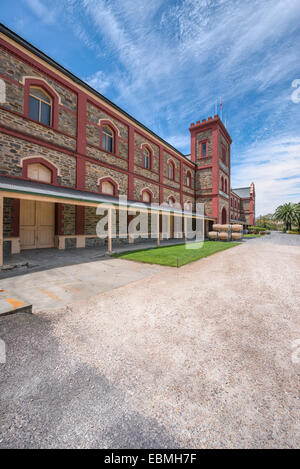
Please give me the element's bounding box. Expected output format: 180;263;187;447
0;257;164;313
0;232;299;448
0;289;31;317
0;239;184;280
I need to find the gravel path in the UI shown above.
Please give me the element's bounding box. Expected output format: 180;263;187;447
0;232;299;448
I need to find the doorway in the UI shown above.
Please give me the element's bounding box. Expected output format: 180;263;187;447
20;200;55;249
221;207;227;225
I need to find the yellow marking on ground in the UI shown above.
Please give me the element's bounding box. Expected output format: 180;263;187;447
5;298;25;309
40;289;62;302
57;282;81;293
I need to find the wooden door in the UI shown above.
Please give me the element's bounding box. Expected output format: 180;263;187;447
20;200;55;249
170;213;174;238
36;201;55;248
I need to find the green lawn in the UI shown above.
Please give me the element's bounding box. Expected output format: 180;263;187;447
114;241;240;267
244;234;263;238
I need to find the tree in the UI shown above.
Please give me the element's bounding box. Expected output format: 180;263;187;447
274;203;295;231
294;202;300;233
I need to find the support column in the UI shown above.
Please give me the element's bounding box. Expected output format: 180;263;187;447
107;207;112;254
156;212;160;246
0;196;3;267
128;126;134;200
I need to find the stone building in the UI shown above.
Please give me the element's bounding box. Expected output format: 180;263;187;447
0;24;255;265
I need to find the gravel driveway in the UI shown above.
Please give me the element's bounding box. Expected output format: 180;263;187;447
0;232;299;448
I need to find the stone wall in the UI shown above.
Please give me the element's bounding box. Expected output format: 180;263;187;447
133;178;159;203
0;133;76;187
85;161;128;194
0;48;77;137
62;204;76;235
3;197;14;237
0;108;76;151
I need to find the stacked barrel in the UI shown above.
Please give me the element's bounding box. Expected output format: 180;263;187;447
208;224;243;241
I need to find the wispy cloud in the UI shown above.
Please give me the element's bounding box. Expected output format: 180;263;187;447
232;135;300;214
18;0;300;215
85;70;110;93
24;0;58;24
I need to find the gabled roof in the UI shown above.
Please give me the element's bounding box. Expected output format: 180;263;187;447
231;187;251;199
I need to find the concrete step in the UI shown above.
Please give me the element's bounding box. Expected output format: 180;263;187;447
0;288;32;317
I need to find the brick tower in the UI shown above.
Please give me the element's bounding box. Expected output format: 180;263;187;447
189;115;232;224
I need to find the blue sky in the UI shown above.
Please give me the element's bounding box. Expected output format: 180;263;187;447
1;0;300;215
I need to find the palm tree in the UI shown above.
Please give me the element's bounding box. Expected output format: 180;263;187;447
274;203;295;231
294;202;300;233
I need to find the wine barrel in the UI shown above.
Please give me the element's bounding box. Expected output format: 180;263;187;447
232;224;243;232
223;224;233;231
232;232;243;241
208;231;219;240
212;224;223;232
219;231;231;241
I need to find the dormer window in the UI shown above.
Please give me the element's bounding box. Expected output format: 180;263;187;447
29;87;52;126
102;125;114;153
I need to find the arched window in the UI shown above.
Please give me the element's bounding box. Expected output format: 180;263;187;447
142;190;152;203
27;163;52;183
221;207;227;224
29;86;52;126
186;171;191;187
168;161;175;180
142;147;150;169
99;177;118;196
102;180;114;195
102;125;114;153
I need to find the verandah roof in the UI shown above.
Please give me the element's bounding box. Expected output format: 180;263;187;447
0;177;215;220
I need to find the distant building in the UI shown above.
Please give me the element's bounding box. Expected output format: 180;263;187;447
0;24;255;265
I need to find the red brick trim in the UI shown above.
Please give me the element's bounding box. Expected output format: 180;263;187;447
22;156;58;184
75;205;85;235
23;77;59;129
55;203;63;235
11;198;20;237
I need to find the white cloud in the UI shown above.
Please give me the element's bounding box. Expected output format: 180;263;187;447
85;70;110;93
61;0;300;214
232;135;300;215
24;0;58;24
